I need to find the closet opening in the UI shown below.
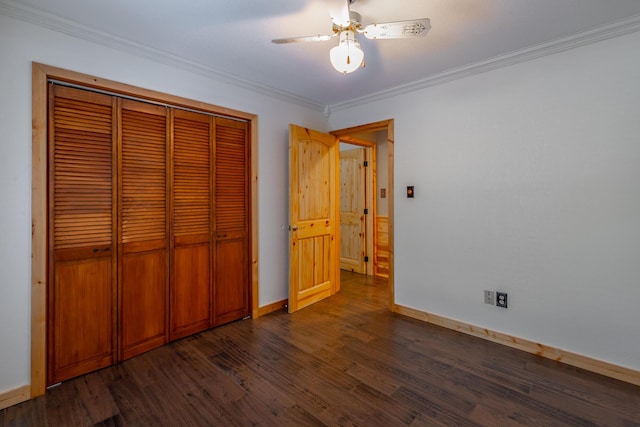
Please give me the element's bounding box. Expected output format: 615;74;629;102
31;63;259;396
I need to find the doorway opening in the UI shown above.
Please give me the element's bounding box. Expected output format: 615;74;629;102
331;119;394;309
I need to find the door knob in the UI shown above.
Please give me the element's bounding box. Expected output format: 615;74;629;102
289;224;298;231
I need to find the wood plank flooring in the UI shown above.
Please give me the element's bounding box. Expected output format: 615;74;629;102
2;271;639;426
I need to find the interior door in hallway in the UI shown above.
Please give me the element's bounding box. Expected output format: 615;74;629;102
288;125;339;313
339;148;366;273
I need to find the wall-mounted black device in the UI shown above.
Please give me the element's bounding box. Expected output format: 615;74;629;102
407;186;414;198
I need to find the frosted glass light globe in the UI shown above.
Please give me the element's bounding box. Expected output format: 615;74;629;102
329;30;364;74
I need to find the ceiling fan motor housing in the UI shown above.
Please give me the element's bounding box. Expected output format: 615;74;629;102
349;11;362;27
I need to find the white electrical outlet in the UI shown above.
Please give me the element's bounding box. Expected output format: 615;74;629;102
497;292;508;308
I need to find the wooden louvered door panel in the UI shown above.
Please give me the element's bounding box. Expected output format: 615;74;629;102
213;117;250;326
118;99;169;360
170;110;213;340
48;85;116;384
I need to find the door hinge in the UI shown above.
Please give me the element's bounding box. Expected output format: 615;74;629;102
364;256;369;263
364;208;369;215
363;161;368;167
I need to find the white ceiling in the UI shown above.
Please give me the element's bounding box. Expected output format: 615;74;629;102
3;0;640;108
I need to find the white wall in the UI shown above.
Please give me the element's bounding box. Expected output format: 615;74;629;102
0;14;327;394
329;30;640;372
339;142;360;151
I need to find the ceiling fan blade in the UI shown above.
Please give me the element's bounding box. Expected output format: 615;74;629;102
272;34;335;44
363;18;431;39
327;0;351;27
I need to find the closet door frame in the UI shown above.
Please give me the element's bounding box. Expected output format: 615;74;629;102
31;63;259;398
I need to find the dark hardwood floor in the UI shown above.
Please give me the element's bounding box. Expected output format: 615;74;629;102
2;271;639;426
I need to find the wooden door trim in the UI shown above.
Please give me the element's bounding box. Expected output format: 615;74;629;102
31;62;259;398
331;119;394;310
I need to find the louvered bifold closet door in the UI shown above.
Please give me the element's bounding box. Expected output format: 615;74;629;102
48;85;117;385
118;99;169;360
170;110;214;340
213;117;250;326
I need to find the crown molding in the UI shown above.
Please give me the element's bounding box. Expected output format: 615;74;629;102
0;0;325;112
3;1;640;115
329;14;640;113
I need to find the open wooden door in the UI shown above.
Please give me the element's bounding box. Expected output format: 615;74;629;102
288;125;339;313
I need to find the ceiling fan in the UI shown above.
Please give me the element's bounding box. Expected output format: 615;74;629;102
272;0;431;74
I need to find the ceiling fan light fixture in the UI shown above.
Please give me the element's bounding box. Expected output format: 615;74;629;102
329;30;364;74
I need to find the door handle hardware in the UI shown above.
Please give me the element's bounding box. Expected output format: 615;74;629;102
289;224;298;231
